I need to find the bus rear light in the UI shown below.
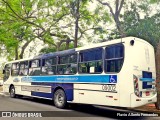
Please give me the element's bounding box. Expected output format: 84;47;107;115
135;83;138;88
106;95;113;98
133;75;140;97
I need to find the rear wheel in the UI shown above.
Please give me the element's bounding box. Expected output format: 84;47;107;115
54;89;67;109
10;86;16;98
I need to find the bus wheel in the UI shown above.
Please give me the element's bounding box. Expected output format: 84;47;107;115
10;86;16;98
54;89;67;109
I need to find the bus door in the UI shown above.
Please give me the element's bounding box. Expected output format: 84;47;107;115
3;64;12;92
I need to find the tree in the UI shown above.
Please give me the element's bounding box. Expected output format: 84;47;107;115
0;0;112;60
39;42;76;54
97;0;160;109
97;0;125;37
120;0;160;109
0;0;39;60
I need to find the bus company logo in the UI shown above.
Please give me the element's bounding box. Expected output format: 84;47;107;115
56;77;78;81
109;75;117;83
21;77;32;82
13;78;19;82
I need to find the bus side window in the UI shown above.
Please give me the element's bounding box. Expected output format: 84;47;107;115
11;63;19;76
57;53;77;75
41;58;56;75
57;56;69;75
105;44;124;73
95;61;103;73
19;61;28;76
78;47;103;74
68;54;77;74
29;59;41;76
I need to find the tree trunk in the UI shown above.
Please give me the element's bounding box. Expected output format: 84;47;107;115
66;39;70;50
15;46;19;60
155;41;160;109
114;15;126;37
74;0;80;48
19;40;32;59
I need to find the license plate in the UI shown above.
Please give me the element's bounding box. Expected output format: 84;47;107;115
146;91;150;96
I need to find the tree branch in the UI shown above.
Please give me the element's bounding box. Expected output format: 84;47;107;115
97;0;115;16
19;40;32;59
115;0;119;14
118;0;124;15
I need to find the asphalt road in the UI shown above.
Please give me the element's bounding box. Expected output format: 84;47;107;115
0;95;159;120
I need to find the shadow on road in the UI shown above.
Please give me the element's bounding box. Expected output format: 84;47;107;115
16;96;153;119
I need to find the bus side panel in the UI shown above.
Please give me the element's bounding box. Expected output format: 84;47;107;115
31;82;74;101
76;83;119;106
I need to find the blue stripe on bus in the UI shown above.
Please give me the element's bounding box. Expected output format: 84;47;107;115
23;75;117;100
139;78;155;82
31;83;73;101
22;75;117;83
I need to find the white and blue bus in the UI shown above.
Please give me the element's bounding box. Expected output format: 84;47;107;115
2;37;157;108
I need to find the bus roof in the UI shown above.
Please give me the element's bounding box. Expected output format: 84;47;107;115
34;49;76;59
4;36;152;64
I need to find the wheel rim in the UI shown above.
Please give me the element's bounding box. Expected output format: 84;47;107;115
56;93;64;105
54;90;66;108
10;88;15;97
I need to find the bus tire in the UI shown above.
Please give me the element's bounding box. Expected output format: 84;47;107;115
10;86;16;98
54;89;67;109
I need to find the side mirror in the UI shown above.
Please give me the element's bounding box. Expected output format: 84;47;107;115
3;70;5;74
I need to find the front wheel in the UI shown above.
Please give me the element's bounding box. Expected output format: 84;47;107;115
54;89;67;109
10;86;16;98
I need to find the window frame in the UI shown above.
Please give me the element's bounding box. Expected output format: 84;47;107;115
19;61;29;76
78;47;103;74
104;43;124;73
11;62;20;76
57;53;78;75
41;57;57;76
29;59;41;76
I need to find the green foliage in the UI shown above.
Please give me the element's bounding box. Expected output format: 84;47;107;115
39;42;75;54
0;0;112;60
121;1;160;48
149;0;160;4
39;47;57;54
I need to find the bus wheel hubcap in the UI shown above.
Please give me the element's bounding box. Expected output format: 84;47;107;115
58;94;63;103
11;88;14;96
